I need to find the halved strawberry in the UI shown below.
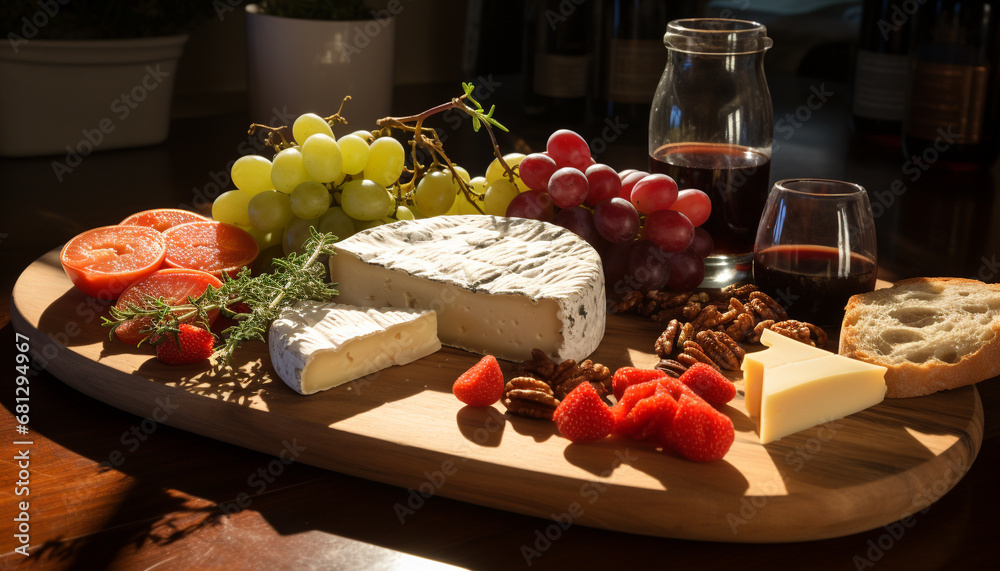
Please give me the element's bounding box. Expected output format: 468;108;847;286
612;367;668;400
553;382;614;443
678;363;737;406
670;394;735;462
453;355;504;407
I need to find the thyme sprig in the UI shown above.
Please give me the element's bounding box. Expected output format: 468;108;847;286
102;229;339;366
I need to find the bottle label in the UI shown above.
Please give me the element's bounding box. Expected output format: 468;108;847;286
906;60;990;144
852;50;908;120
607;38;666;103
533;53;589;98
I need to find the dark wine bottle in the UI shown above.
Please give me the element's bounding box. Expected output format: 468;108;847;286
903;0;1000;169
596;0;672;125
523;0;593;121
851;0;913;142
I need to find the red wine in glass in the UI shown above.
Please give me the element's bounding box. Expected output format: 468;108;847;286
649;142;770;256
753;244;878;326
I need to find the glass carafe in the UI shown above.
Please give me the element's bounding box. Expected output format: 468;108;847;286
649;18;773;288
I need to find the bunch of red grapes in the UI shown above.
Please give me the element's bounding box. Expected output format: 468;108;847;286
508;129;714;297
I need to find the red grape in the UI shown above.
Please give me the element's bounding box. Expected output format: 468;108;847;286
584;164;622;205
506;190;555;221
552;206;600;248
626;240;671;292
593;197;639;243
546;129;591;171
602;241;633;297
620;171;648;201
618;168;637;181
691;227;714;257
548;167;589;208
670;189;712;227
518;153;558;192
666;248;705;290
643;209;694;252
630;174;679;214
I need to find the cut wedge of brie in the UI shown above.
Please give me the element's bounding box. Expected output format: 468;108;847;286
269;301;441;395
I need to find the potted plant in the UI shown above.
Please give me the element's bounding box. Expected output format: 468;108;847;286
245;0;397;131
0;1;210;158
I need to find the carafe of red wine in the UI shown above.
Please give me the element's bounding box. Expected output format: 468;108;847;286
649;19;773;288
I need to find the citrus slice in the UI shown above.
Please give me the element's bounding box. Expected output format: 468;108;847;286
163;221;259;278
60;226;167;300
120;208;210;232
113;268;224;345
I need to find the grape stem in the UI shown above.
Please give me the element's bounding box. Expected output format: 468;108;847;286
375;83;515;213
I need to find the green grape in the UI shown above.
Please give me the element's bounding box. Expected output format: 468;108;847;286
232;155;274;195
212;190;252;226
283;216;320;255
290;180;332;219
354;218;385;232
468;176;489;194
350;129;374;142
338;134;370;175
248;189;295;232
292;112;334;145
301;133;343;183
318;206;356;240
270;148;310;193
484;179;520;216
247;226;282;250
364;136;405;187
451;165;471;183
395;205;415;220
414;170;457;217
340;178;394;221
485;153;526;184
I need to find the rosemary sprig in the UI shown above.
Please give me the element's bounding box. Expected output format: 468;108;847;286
102;229;339;366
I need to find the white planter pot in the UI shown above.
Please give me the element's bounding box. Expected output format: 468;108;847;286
245;5;395;131
0;35;188;158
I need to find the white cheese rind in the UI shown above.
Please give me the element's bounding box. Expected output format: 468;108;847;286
269;301;441;395
328;215;605;362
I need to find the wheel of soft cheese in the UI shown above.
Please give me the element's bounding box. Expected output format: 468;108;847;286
328;215;606;362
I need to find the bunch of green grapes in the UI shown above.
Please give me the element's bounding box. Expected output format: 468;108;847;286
211;112;529;254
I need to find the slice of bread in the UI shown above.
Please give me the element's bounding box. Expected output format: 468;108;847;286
839;277;1000;398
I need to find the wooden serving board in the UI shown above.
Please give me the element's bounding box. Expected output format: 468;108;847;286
11;250;984;543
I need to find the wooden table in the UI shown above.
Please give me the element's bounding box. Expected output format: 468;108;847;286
2;78;999;570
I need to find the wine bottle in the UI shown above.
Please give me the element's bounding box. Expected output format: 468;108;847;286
597;0;672;125
851;0;912;142
903;0;999;168
523;0;592;121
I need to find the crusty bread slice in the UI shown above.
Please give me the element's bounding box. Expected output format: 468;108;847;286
839;277;1000;398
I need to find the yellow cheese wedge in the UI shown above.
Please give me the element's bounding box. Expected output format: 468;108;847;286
741;329;828;423
758;354;887;444
741;329;887;443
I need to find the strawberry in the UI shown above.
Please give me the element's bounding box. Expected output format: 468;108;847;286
612;367;668;400
154;324;215;365
553;382;615;442
670;394;735;462
612;380;669;437
677;363;737;406
452;355;505;407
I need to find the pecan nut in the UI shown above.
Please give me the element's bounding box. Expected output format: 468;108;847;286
502;377;559;420
695;330;742;371
654;358;688;378
654;319;681;358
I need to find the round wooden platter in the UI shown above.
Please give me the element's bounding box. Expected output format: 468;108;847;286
11;250;984;543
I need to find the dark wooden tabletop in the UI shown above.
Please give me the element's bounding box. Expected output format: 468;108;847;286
2;78;999;570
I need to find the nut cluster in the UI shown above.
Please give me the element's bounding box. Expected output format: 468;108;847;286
621;284;827;371
501;349;612;419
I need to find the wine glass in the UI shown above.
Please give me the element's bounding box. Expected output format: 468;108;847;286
752;179;878;327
